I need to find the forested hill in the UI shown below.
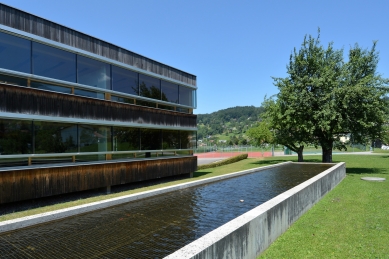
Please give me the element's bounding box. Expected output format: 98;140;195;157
196;106;264;140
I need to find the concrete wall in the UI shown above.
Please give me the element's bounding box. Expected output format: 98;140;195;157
166;162;346;259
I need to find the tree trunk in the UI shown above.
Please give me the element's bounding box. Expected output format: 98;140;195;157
297;150;304;162
322;147;332;163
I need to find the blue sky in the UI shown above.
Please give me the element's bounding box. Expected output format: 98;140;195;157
3;0;388;114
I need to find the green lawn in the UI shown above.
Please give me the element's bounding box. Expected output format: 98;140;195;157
259;154;389;258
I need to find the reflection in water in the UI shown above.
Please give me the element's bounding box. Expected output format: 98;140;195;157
0;163;331;258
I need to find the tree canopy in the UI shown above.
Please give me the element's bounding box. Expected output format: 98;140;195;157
266;30;389;162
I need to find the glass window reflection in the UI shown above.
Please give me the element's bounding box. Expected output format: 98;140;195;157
0;31;31;73
31;81;72;94
74;88;104;99
77;55;111;89
79;125;112;153
179;86;194;106
34;122;77;153
112;65;138;95
32;42;76;82
140;129;161;150
0;119;32;154
113;127;139;151
180;131;196;149
139;74;161;100
161;81;178;103
162;130;180;149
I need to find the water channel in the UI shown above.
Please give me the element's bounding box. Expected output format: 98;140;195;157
0;163;332;258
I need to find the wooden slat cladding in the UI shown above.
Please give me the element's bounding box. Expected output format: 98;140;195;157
0;84;197;128
0;4;196;86
0;156;197;204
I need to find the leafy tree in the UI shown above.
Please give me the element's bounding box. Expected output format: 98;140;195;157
246;121;273;148
262;98;308;161
271;30;389;162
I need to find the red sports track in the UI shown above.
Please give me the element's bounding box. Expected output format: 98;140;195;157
194;151;272;158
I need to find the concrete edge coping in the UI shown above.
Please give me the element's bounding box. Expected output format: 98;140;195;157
165;162;346;259
0;161;292;234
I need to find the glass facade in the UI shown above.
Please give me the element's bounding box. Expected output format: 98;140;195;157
161;81;178;103
179;86;194;107
112;65;138;95
32;42;76;82
141;129;161;150
0;119;32;154
113;127;140;151
0;28;196;167
34;122;78;153
0;31;30;73
0;31;196;111
139;74;161;100
77;55;111;90
31;81;72;94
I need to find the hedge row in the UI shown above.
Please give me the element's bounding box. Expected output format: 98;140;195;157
197;153;248;170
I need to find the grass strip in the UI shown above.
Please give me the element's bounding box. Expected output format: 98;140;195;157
259;154;389;258
197;153;248;170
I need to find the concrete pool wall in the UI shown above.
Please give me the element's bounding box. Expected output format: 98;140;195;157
165;162;346;259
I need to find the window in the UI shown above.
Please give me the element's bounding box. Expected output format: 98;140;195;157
180;131;196;149
162;130;180;149
32;42;76;82
34;122;77;153
179;86;194;106
0;31;31;73
161;81;178;103
74;88;104;99
113;127;140;151
140;129;161;150
31;81;72;94
79;125;112;153
112;65;138;95
77;55;111;89
139;74;161;100
0;119;32;154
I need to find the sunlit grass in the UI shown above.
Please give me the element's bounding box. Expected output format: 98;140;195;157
259;154;389;258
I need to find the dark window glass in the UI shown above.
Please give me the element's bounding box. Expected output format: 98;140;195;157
0;32;31;73
162;130;180;149
139;74;161;100
74;88;104;99
176;107;190;113
140;129;161;150
137;100;156;108
111;95;135;104
179;86;194;106
0;119;32;154
77;55;111;89
181;131;197;149
34;122;78;154
158;104;175;111
31;81;72;94
79;125;112;153
113;127;140;151
0;74;27;86
161;81;178;103
31;156;73;165
32;42;76;82
0;158;29;167
112;66;138;95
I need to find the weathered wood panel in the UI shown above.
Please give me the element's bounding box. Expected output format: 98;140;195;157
0;156;197;204
0;4;196;86
0;84;197;128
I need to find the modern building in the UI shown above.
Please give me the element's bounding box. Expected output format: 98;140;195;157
0;3;197;203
